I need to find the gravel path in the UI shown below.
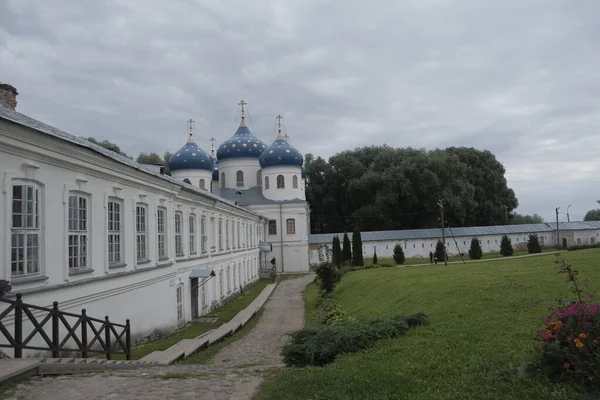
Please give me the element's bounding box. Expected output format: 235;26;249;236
5;274;315;400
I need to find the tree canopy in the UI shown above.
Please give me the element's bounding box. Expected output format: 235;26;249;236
509;213;544;224
305;146;518;233
584;209;600;221
87;137;131;158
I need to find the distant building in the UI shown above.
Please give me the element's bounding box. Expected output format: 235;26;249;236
309;222;600;264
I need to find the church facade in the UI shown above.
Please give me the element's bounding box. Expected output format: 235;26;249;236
0;84;309;351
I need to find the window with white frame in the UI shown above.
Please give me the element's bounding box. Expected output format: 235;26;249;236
238;262;241;286
175;211;184;257
227;266;231;292
236;170;244;187
256;170;262;186
219;270;224;298
136;204;148;262
11;183;41;276
293;175;298;189
199;179;206;190
157;207;167;259
237;221;241;248
233;265;237;288
189;213;197;254
176;285;184;321
210;217;216;252
221;172;226;188
68;194;88;269
226;219;230;250
201;215;207;253
107;199;123;264
265;176;270;189
218;218;223;251
242;222;246;247
277;175;285;188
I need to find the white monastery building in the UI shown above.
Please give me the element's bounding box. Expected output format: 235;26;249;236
0;84;310;350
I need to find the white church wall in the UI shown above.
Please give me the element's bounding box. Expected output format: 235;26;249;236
217;158;261;190
0;119;264;353
261;165;304;201
247;203;310;272
171;169;213;191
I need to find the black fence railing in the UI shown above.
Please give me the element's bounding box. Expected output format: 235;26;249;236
0;293;130;360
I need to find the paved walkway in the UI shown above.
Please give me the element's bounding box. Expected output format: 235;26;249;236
4;274;315;400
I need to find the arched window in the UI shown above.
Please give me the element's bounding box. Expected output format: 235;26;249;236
199;179;205;190
265;176;270;189
292;175;298;189
183;178;191;184
236;170;244;186
277;175;285;189
256;170;262;186
221;172;225;188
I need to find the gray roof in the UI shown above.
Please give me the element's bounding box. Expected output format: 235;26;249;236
215;187;306;206
0;105;260;217
309;221;600;245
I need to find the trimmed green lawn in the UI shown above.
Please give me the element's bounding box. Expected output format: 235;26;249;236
256;249;600;400
117;279;270;360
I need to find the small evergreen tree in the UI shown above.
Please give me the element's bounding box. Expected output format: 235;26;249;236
333;236;343;267
527;234;542;254
352;227;364;266
468;238;483;260
342;232;352;266
500;235;514;256
372;249;378;265
434;240;446;262
393;244;405;265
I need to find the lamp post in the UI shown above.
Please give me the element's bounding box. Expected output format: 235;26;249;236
567;205;571;223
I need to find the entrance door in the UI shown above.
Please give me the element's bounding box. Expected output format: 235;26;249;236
562;238;568;249
191;277;199;320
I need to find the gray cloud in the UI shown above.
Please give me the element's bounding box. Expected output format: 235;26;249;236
1;0;599;221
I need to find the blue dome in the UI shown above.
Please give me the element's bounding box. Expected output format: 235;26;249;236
259;137;304;168
170;140;214;172
216;120;268;161
212;159;219;181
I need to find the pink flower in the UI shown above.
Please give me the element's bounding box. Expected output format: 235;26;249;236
563;362;570;369
588;294;596;299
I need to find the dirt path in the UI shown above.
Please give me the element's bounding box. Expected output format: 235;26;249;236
5;274;315;400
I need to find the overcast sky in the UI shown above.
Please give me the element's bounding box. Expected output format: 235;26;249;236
1;0;599;221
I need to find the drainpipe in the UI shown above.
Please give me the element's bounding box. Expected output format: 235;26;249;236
279;203;285;272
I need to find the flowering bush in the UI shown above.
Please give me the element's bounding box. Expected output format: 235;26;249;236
0;280;11;296
536;256;599;387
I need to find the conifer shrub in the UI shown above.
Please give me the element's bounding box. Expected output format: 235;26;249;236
500;235;514;256
342;233;352;266
352;227;364;266
527;234;542;254
317;297;355;325
468;238;483;260
434;240;446;262
372;250;378;265
282;313;429;367
393;243;405;265
333;236;343;267
314;262;342;294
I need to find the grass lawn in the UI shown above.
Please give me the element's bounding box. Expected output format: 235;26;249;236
256;249;600;400
116;279;270;360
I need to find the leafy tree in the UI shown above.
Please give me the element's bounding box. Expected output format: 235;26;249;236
332;236;342;267
468;238;482;260
372;250;378;265
342;232;352;266
304;146;518;233
351;227;364;266
584;209;600;221
527;234;542;254
315;262;342;294
137;152;164;165
434;240;446;262
393;244;405;265
87;137;130;158
509;213;544;224
500;235;514;256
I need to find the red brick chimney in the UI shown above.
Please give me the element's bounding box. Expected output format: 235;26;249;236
0;83;18;110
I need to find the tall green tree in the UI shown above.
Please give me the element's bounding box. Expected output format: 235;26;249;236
342;232;352;266
500;235;514;257
393;244;405;265
434;240;446;262
351;227;364;266
468;238;482;260
87;137;130;158
332;236;342;267
509;213;544;224
527;234;542;254
372;250;378;265
584;209;600;221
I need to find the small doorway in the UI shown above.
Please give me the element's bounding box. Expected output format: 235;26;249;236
191;278;199;320
562;238;568;249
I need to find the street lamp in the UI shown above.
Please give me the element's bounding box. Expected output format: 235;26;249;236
567;205;571;223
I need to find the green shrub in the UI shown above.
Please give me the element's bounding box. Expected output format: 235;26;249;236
282;313;429;367
317;298;355;325
393;244;405;265
434;240;446;262
315;262;342;294
342;233;352;266
500;235;514;256
378;262;394;268
468;238;482;260
372;251;378;265
352;227;364;266
567;243;600;252
527;234;542;254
